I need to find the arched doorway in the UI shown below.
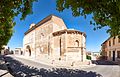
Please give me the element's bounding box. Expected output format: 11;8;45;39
112;51;115;61
26;45;31;56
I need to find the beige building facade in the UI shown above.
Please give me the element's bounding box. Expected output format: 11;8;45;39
101;36;120;61
23;15;86;61
14;48;23;55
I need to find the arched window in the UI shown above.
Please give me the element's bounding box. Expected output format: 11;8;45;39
75;40;79;47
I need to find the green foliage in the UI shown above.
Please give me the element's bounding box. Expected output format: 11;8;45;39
0;0;37;50
86;55;91;60
56;0;120;37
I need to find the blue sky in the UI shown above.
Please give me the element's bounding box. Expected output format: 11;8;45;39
7;0;109;52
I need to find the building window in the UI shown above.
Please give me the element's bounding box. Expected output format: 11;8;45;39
75;40;79;47
113;38;115;45
109;41;111;46
109;51;111;57
117;51;120;58
41;33;44;36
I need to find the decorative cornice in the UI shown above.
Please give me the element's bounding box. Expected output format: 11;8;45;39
52;29;86;37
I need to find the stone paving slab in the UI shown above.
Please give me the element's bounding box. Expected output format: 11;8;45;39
0;55;13;77
0;70;13;77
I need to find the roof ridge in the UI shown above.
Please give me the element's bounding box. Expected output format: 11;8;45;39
25;14;61;35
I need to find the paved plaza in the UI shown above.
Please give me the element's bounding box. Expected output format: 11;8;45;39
0;55;13;77
1;55;119;77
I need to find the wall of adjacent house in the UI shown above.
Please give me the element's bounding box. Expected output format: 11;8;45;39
107;36;120;60
102;36;120;61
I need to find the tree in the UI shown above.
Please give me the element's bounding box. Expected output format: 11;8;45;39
1;0;120;50
56;0;120;37
86;55;91;60
0;0;37;50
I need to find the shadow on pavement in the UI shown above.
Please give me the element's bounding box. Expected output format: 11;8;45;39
92;60;119;65
0;55;12;77
4;56;103;77
0;55;7;70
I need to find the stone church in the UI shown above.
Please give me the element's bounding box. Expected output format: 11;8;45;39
23;15;86;61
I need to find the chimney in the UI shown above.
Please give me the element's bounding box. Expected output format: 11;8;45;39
30;23;35;29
